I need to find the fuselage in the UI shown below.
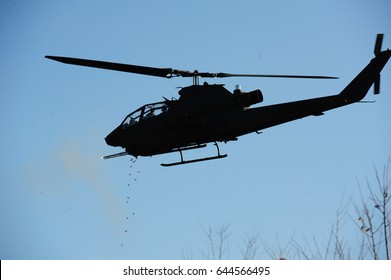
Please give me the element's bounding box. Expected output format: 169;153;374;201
106;49;391;158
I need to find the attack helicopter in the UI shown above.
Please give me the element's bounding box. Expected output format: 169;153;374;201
46;34;390;166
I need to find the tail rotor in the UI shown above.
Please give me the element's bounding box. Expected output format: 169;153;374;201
373;34;384;94
374;34;384;56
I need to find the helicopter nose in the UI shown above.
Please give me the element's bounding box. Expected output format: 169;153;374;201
105;126;123;147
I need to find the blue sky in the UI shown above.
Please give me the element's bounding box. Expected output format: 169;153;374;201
1;0;390;259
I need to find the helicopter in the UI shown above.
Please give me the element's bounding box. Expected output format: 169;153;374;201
46;34;390;166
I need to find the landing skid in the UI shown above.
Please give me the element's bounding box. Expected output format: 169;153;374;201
161;142;227;167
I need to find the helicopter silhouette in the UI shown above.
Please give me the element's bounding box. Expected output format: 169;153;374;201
46;34;390;166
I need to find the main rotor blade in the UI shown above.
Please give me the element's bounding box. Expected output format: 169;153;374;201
46;55;338;80
45;55;191;78
202;72;338;79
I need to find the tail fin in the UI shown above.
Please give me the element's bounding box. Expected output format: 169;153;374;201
339;34;390;102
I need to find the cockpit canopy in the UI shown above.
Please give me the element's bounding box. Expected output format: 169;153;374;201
121;101;168;127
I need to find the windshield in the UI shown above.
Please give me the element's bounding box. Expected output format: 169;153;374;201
121;102;168;127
